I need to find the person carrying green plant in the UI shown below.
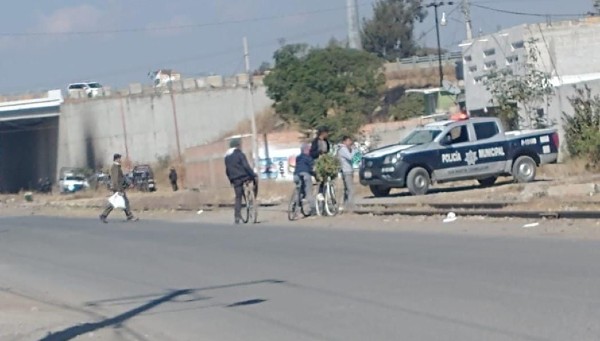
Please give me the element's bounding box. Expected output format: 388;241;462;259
309;126;331;197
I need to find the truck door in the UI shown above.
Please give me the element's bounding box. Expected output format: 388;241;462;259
470;121;507;176
435;123;472;181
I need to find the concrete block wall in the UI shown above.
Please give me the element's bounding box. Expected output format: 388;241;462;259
57;86;272;170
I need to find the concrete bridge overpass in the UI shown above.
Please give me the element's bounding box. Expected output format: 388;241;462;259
0;90;62;193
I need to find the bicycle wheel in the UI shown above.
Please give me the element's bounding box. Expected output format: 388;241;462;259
315;190;324;217
324;180;339;216
246;187;258;224
240;191;249;223
288;188;299;221
300;189;312;218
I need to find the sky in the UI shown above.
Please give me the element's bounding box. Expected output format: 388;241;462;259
0;0;595;93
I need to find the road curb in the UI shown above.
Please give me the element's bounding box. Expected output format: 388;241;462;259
356;201;518;210
353;209;600;220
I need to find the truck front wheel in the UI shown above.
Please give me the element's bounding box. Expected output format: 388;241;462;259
407;167;430;196
369;185;391;197
512;156;537;183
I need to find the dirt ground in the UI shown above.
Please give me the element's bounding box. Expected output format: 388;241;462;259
4;162;599;215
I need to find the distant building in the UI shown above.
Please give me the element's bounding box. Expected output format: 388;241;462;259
462;17;600;117
149;69;182;87
461;16;600;155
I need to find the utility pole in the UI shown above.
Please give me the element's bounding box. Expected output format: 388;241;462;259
426;2;453;87
243;37;260;172
462;0;473;40
346;0;362;49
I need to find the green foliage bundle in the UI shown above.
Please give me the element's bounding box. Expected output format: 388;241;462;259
315;154;341;180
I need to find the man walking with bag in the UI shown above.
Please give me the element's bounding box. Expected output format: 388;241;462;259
100;153;138;223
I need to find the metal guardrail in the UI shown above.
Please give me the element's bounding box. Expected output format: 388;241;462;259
396;51;463;65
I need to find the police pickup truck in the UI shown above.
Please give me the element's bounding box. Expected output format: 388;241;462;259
359;117;559;196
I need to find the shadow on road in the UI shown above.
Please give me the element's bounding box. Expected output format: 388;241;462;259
40;279;283;341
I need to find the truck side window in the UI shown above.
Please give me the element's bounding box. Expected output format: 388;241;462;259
474;122;499;140
448;125;469;144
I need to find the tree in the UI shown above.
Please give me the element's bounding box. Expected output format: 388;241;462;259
562;85;600;168
594;0;600;14
263;44;385;141
388;92;425;120
483;38;554;130
361;0;427;61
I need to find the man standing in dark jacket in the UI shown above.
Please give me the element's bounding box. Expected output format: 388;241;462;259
169;167;178;191
309;126;331;196
294;143;316;215
309;127;331;160
99;153;138;223
225;138;257;224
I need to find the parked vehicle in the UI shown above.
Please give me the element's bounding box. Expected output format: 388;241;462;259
67;82;103;98
359;117;559;196
129;165;156;192
92;170;111;191
36;178;52;194
59;172;90;193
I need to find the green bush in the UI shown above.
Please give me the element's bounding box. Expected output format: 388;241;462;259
315;154;341;180
389;92;425;121
562;86;600;169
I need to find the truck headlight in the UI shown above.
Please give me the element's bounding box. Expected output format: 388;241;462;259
384;152;403;164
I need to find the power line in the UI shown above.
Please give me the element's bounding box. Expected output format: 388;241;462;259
417;4;461;42
0;2;371;38
471;3;586;18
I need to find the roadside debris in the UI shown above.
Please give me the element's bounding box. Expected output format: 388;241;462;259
522;222;540;228
443;212;457;223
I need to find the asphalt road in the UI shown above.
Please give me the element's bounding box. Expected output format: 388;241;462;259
1;216;600;341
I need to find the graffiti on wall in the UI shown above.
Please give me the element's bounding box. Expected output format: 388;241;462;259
257;142;371;181
258;147;298;181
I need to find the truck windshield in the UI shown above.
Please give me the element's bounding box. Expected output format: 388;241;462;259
400;129;442;145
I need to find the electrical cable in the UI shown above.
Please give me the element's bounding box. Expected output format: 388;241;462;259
0;2;372;38
471;3;586;18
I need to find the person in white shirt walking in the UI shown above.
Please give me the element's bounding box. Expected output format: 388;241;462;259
337;136;359;211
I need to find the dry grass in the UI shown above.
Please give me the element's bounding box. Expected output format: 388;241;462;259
224;108;291;137
385;65;456;88
539;159;593;179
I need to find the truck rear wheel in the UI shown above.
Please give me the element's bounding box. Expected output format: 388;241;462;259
512;156;537;183
407;167;430;196
477;176;497;187
369;185;391;197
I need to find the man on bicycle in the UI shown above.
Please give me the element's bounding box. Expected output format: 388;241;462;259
225;138;257;224
294;143;316;216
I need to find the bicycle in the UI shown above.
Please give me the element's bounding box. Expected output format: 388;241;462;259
240;179;258;224
288;176;313;221
316;175;339;217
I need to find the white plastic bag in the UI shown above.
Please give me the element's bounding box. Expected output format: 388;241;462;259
108;192;126;209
